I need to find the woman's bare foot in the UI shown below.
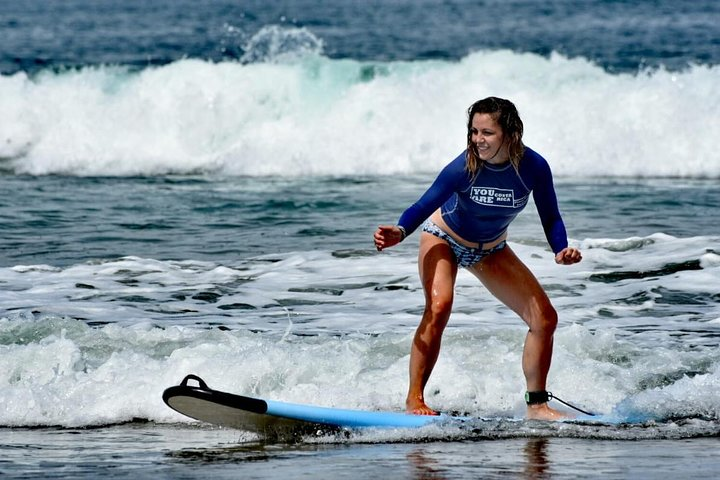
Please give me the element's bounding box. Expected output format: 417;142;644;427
526;402;574;421
406;396;440;416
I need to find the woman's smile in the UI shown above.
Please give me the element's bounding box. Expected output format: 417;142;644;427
470;113;507;164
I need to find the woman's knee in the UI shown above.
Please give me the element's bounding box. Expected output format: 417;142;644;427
428;293;453;315
424;292;454;325
528;302;558;335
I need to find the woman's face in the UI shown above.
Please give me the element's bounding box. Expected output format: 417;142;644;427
470;113;506;164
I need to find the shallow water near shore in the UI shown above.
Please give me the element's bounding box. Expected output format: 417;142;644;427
3;424;720;479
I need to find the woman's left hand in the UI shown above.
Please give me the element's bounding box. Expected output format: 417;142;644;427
555;247;582;265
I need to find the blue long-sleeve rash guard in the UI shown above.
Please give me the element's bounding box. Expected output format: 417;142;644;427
397;147;569;254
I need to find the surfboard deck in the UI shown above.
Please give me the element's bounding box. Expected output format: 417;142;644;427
162;374;448;435
162;374;607;437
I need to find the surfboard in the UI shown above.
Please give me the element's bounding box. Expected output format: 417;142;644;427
162;374;446;435
163;374;607;437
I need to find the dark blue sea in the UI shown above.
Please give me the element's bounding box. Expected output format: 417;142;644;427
1;1;719;478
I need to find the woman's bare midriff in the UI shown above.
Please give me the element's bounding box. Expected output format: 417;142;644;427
429;209;507;250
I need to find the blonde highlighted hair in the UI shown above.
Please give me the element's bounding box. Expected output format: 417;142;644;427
465;97;525;176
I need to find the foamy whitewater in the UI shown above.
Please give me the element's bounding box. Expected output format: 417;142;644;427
1;230;719;438
2;48;719;178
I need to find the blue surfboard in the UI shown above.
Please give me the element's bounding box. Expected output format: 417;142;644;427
163;374;607;436
163;374;446;434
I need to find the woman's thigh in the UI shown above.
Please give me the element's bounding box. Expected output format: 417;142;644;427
418;232;458;306
468;245;553;326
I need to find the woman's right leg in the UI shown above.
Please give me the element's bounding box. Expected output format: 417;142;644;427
406;232;458;415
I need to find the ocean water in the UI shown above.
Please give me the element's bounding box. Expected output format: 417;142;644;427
1;1;720;478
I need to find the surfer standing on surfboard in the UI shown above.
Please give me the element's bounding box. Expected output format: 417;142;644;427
374;97;582;421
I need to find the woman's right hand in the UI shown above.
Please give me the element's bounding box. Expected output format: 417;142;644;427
374;225;405;251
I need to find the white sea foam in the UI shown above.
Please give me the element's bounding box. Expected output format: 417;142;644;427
1;49;718;177
0;314;717;429
0;234;718;428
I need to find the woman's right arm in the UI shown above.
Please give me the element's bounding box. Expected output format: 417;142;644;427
374;152;466;250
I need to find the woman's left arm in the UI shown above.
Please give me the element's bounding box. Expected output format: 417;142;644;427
529;153;582;265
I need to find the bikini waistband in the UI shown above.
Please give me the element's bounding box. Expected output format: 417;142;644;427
425;218;507;251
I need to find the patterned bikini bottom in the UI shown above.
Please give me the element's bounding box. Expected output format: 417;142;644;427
421;220;507;268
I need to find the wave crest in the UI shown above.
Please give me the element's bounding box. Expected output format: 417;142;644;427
1;50;718;177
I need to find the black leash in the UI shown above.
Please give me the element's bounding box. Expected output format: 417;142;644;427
548;392;597;416
526;390;597;416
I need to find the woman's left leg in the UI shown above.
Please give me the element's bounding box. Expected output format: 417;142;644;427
468;245;568;420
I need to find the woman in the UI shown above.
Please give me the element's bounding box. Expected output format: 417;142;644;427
373;97;582;421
